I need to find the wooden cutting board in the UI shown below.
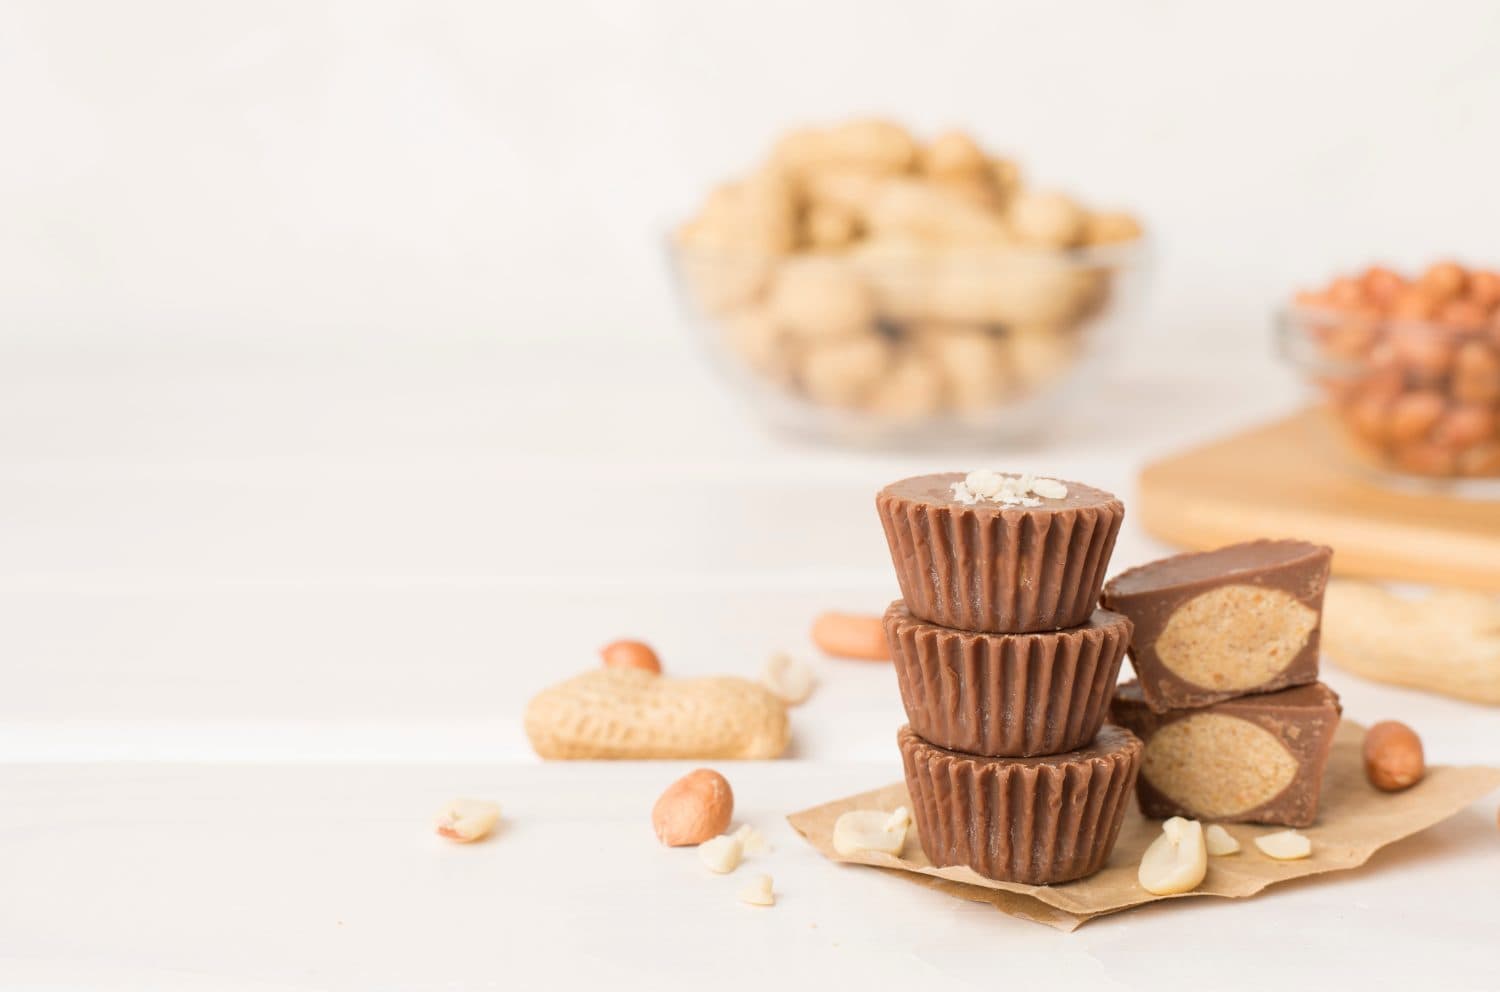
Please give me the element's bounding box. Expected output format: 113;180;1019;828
1138;408;1500;592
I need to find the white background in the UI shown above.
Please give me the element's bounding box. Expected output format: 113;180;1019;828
6;1;1500;358
3;3;1500;990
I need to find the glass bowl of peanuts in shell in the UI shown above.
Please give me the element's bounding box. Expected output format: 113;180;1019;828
1277;261;1500;495
667;119;1150;446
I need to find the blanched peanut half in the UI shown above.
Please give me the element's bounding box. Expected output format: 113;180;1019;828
832;809;909;857
884;805;912;832
733;823;771;855
1138;817;1207;895
811;612;890;661
434;799;501;843
698;834;743;874
761;652;815;705
1204;824;1241;856
1255;829;1312;860
1031;477;1069;500
738;873;775;907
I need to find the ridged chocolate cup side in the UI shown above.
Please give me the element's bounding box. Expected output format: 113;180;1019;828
876;476;1124;633
898;724;1142;885
885;602;1133;757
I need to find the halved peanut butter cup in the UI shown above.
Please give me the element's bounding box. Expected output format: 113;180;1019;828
1110;679;1341;827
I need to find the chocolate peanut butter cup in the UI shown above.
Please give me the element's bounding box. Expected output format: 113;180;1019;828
1102;539;1333;713
898;723;1142;885
885;601;1132;757
876;473;1124;633
1110;679;1341;828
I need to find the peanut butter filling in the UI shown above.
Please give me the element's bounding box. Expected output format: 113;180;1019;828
1141;714;1298;817
1155;585;1317;691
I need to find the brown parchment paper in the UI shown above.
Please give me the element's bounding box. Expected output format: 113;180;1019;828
788;722;1500;931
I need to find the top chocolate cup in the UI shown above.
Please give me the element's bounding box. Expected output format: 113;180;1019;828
876;472;1124;633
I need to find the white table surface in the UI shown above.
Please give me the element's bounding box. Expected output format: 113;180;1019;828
3;337;1499;990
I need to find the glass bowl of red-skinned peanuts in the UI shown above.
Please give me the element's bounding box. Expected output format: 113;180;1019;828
1277;261;1500;493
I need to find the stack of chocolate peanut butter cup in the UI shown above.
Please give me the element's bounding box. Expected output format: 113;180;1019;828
1103;540;1342;828
876;471;1142;885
